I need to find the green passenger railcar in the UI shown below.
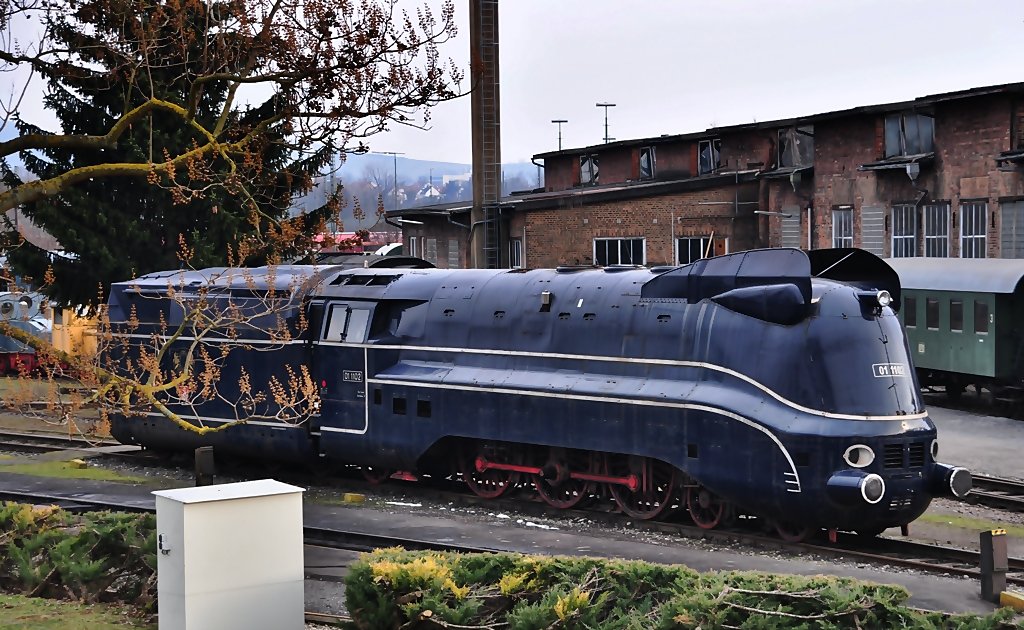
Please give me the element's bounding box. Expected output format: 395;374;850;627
886;258;1024;400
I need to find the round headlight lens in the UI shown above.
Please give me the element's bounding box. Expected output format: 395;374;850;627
860;473;885;504
843;444;875;468
930;439;939;460
876;290;892;308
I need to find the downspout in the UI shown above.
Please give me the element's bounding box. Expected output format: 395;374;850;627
448;214;471;230
531;158;545;191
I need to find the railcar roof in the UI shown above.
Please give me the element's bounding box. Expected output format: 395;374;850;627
886;257;1024;293
124;265;333;291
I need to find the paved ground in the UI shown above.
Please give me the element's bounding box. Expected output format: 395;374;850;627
928;405;1024;479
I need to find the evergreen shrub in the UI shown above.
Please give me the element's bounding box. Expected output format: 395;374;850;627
0;502;157;610
345;547;1019;629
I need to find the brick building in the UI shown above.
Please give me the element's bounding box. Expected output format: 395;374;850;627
389;81;1024;268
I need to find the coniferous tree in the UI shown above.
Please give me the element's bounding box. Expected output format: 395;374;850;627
5;0;335;306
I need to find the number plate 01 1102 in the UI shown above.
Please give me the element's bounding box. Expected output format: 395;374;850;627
872;363;906;377
342;370;364;382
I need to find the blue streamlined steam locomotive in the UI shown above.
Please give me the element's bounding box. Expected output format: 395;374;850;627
107;248;970;540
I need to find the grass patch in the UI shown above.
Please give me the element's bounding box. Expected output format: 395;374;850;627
0;593;153;629
0;460;146;483
918;511;1024;538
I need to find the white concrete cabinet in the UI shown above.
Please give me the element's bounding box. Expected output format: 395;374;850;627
153;479;305;630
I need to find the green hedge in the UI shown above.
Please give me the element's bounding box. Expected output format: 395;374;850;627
345;547;1018;629
0;502;157;610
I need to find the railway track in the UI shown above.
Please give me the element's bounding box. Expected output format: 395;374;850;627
968;473;1024;512
0;429;125;453
4;428;1023;587
3;478;1022;588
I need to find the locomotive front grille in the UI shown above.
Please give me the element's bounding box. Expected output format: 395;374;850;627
883;444;905;469
908;443;926;468
888;494;913;512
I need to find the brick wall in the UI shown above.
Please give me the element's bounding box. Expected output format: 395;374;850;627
809;94;1024;257
543;142;695;192
404;217;468;268
522;185;760;268
651;144;692;180
544;156;576;191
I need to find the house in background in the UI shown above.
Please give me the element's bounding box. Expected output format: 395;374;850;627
390;81;1024;269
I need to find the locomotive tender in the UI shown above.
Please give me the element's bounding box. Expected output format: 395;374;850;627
107;247;970;540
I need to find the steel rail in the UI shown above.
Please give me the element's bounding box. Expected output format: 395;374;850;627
968;473;1024;512
3;484;1019;587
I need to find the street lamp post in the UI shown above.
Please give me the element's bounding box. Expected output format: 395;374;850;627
596;103;616;144
380;151;405;211
551;119;568;151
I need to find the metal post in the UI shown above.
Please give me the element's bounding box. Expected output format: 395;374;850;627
981;529;1008;602
194;446;215;487
596;103;616;144
551;119;567;151
380;151;405;211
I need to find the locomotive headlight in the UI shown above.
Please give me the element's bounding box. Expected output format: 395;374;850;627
856;289;892;309
860;473;885;504
930;439;939;460
843;444;875;468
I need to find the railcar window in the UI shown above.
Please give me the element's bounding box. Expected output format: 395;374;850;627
949;299;963;332
393;396;407;415
323;305;349;341
975;301;990;333
926;298;940;329
904;296;917;327
346;309;371;342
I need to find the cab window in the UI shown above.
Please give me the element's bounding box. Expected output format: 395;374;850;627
322;304;372;343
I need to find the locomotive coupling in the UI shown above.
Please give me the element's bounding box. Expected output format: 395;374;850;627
826;470;886;505
931;463;972;499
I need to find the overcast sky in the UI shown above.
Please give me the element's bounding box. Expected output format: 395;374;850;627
6;1;1024;165
375;0;1024;163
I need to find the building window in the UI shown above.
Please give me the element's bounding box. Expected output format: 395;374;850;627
891;204;916;257
509;239;523;269
777;126;814;168
960;202;987;259
447;238;460;268
639;146;656;180
698;138;721;175
579;154;599;185
832;207;853;248
975;300;989;334
677;237;712;265
923;203;949;257
926;297;939;330
884;112;934;157
408;236;419;258
904;296;917;327
424;238;438;264
950;299;963;332
594;238;645;266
